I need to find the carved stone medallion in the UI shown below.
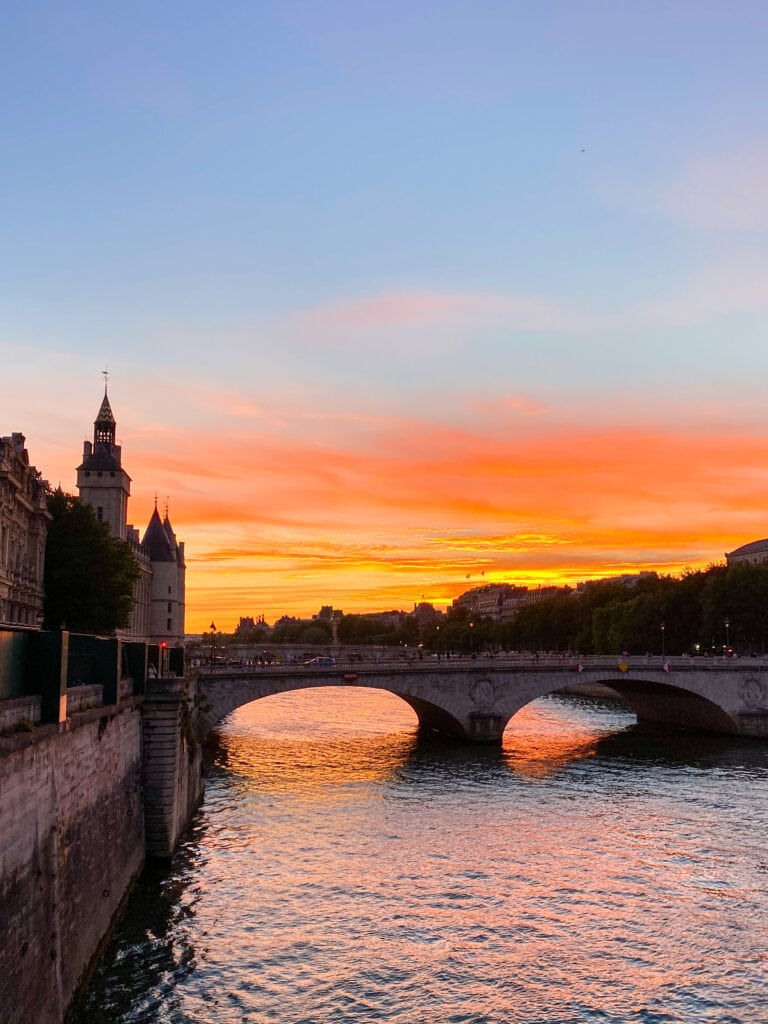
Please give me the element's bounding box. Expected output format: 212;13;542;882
739;677;768;711
471;678;496;709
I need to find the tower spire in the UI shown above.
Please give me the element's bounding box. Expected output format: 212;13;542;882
93;386;116;446
77;377;131;542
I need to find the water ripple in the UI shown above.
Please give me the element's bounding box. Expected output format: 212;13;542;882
72;692;768;1024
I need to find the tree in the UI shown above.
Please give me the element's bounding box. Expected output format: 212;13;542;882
297;624;333;645
701;562;768;653
43;489;141;634
337;614;397;645
271;617;332;644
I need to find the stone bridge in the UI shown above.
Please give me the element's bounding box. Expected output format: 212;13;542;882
197;655;768;742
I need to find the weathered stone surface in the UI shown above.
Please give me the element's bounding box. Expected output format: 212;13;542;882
0;702;144;1024
142;677;204;860
0;694;41;731
0;674;206;1024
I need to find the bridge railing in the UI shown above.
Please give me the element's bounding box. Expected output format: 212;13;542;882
198;653;768;676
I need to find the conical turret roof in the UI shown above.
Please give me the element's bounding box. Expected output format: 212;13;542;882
163;513;177;546
142;505;175;562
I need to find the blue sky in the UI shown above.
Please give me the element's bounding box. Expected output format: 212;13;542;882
3;1;768;627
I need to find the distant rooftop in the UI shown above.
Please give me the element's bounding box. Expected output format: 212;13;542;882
726;538;768;558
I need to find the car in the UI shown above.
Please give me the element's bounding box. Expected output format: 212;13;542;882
303;656;336;666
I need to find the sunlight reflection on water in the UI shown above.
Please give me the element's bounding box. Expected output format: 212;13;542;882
73;690;768;1024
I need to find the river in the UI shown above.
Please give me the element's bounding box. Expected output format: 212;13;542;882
70;689;768;1024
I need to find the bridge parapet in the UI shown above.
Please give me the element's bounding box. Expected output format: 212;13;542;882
199;653;768;674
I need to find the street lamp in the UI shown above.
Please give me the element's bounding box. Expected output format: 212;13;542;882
210;621;217;666
661;622;665;659
725;618;730;653
469;621;475;657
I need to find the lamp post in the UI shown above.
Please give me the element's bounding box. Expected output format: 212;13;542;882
725;618;730;654
661;622;665;659
210;621;217;666
469;620;475;658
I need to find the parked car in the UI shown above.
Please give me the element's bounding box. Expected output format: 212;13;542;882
303;656;336;666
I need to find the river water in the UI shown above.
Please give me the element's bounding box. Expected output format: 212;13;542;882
71;690;767;1024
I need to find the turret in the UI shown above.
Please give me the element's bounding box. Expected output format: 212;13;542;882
143;502;186;645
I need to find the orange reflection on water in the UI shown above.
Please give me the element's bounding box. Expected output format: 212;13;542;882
213;690;618;794
212;687;420;800
502;700;610;778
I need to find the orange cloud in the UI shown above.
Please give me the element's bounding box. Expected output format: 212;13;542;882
111;409;768;631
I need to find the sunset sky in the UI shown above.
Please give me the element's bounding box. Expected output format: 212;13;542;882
3;2;768;632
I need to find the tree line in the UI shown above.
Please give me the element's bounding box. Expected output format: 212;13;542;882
227;563;768;657
421;564;768;656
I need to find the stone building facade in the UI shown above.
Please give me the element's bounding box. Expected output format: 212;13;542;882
725;538;768;567
77;389;186;645
0;433;50;627
452;583;563;623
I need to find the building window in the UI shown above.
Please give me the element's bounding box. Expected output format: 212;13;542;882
167;619;172;631
96;507;103;521
110;471;115;478
168;586;172;594
85;471;90;477
167;602;172;612
97;471;102;478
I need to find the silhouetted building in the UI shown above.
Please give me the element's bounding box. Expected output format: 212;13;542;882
453;583;545;622
0;433;50;626
411;601;442;625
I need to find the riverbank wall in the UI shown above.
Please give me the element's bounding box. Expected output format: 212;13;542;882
0;700;145;1024
0;628;200;1024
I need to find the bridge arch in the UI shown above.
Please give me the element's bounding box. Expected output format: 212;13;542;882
588;676;739;734
196;675;468;742
485;672;743;737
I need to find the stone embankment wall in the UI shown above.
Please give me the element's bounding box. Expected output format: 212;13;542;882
0;677;205;1024
0;700;145;1024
